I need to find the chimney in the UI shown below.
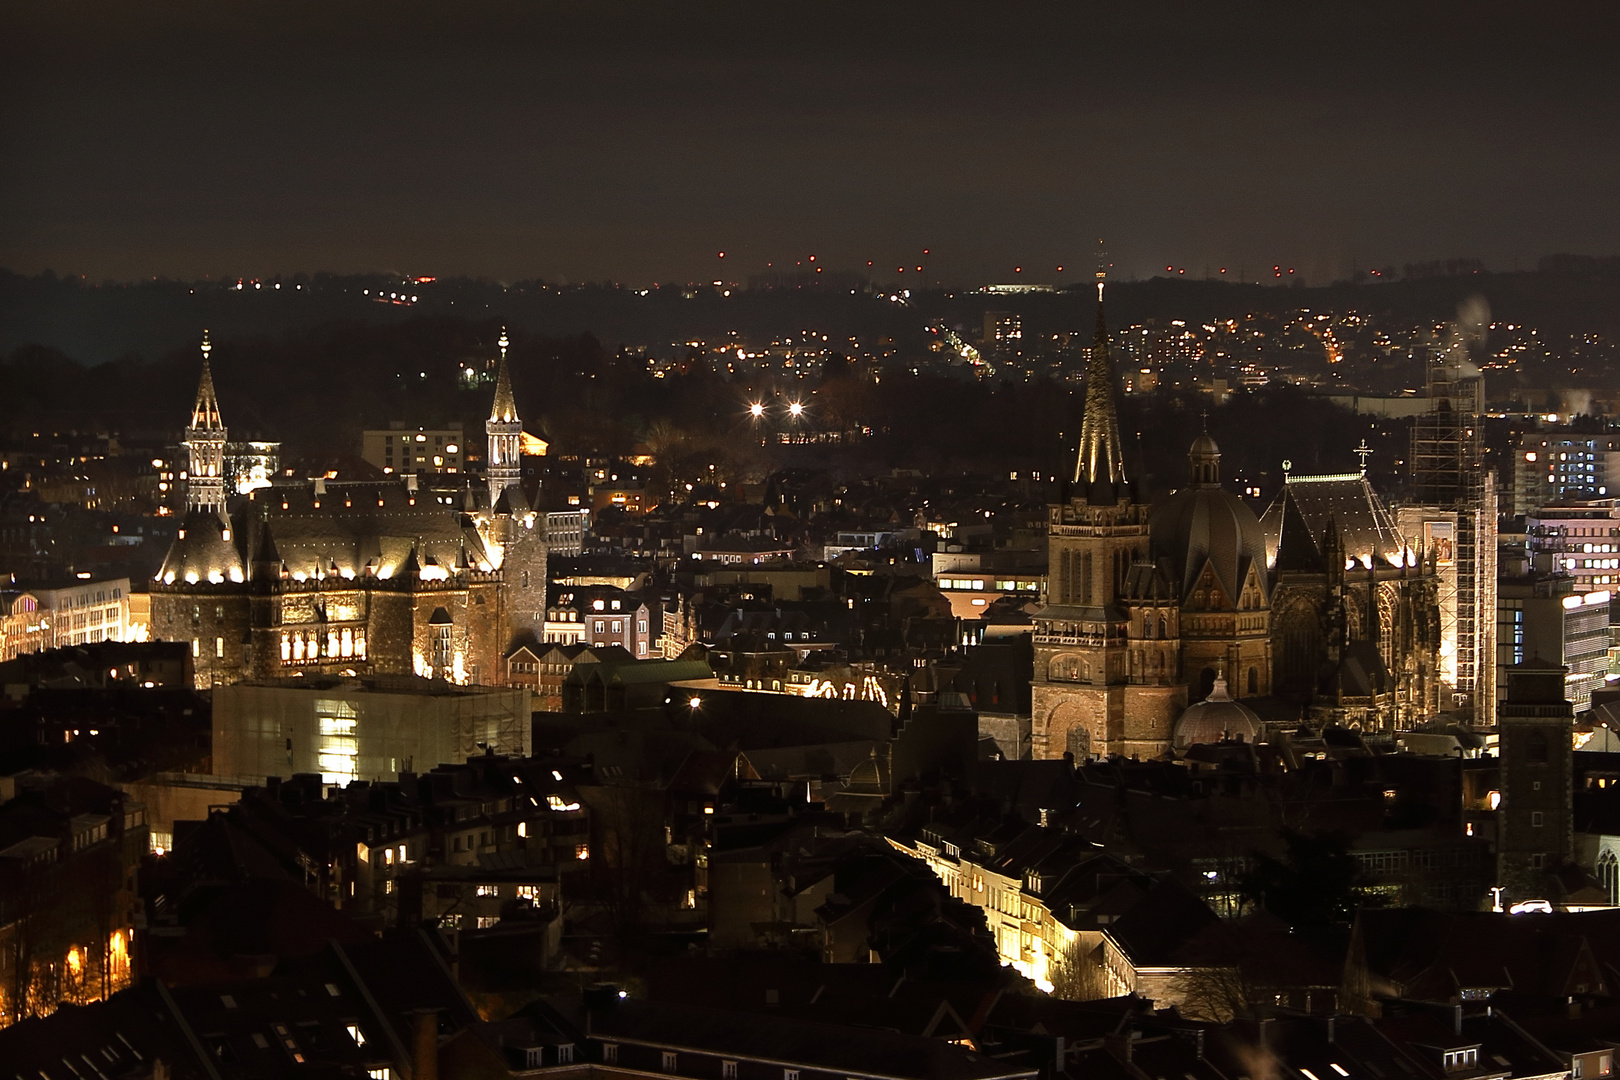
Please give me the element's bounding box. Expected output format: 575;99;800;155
313;477;327;496
406;474;419;493
1453;1003;1463;1035
412;1008;439;1080
1055;1036;1066;1073
1326;1016;1336;1044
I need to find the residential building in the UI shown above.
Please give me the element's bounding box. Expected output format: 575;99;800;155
1513;432;1620;517
0;772;147;1029
361;422;466;475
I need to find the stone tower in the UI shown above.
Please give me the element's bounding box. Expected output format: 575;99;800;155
1030;283;1184;760
184;330;228;515
486;328;523;510
477;328;547;645
1496;659;1574;905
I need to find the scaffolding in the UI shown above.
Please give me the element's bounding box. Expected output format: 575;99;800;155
1410;353;1497;724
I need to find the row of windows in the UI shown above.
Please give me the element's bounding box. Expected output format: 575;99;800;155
617;1047;798;1080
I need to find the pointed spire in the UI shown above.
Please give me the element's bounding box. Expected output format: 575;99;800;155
190;330;224;431
1072;282;1129;499
489;327;518;423
250;519;281;567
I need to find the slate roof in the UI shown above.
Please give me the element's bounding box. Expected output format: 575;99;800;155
585;998;1038;1080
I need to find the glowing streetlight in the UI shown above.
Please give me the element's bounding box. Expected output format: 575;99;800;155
749;402;765;418
788;402;805;418
687;695;703;710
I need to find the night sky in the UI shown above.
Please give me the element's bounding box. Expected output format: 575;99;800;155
4;2;1617;286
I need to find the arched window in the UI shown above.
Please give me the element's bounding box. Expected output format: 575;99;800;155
1600;849;1620;906
1066;726;1091;761
1158;617;1168;639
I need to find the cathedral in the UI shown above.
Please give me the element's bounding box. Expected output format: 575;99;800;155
1031;291;1444;760
149;333;548;690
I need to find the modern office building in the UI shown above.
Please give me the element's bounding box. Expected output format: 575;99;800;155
1496;572;1611;713
212;675;531;784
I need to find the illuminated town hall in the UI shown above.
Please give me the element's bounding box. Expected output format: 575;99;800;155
148;334;548;689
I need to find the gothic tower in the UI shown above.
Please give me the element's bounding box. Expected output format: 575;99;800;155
185;330;228;515
477;328;548;646
486;328;523;510
1031;281;1184;760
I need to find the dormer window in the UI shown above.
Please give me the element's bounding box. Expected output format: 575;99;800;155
1443;1049;1479;1071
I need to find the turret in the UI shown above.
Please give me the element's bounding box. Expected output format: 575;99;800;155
1188;432;1221;487
185;330;228;514
486;327;523;510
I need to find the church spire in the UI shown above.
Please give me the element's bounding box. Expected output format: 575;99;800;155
1072;276;1129;501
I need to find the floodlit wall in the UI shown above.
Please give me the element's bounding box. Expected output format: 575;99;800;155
214;681;531;782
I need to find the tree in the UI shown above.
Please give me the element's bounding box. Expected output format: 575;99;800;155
1240;829;1359;929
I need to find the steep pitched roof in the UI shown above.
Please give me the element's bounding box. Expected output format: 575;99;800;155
1073;296;1130;503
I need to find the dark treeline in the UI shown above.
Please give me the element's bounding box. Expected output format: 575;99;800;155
6;261;1620;369
0;315;1394;503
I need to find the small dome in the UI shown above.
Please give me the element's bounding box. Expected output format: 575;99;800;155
1189;432;1220;458
1174;678;1261;750
845;748;890;795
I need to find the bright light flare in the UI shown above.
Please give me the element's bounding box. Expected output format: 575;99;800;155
749;403;765;418
788;402;804;417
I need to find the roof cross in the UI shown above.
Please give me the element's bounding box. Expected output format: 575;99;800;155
1354;438;1373;474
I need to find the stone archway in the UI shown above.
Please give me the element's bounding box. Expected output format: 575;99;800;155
1046;700;1102;761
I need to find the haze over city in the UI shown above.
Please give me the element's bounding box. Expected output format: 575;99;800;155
5;2;1620;284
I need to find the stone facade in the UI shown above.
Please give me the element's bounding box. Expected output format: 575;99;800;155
150;336;545;690
1496;659;1575;905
